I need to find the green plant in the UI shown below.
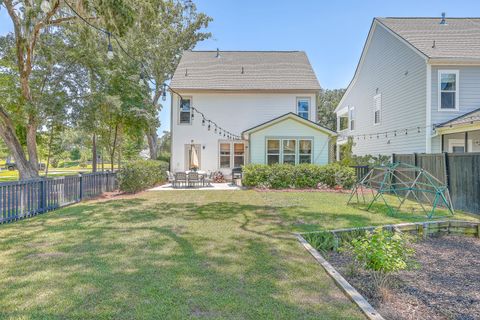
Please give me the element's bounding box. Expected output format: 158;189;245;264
303;231;338;253
117;160;168;193
343;228;416;289
241;163;356;189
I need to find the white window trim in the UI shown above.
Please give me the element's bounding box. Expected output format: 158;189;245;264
218;141;247;169
438;70;460;112
265;138;313;165
296;97;311;120
373;94;381;126
349;106;355;131
178;96;192;125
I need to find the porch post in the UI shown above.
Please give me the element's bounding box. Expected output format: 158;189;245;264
465;131;469;153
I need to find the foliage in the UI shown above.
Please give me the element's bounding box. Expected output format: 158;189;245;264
303;231;337;253
343;228;416;288
317;88;346;130
242;163;356;189
117;160;168;193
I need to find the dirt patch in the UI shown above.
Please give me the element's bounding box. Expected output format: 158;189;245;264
327;235;480;320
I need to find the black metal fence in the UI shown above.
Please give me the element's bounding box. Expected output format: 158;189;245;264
0;171;117;224
351;165;371;182
392;153;480;214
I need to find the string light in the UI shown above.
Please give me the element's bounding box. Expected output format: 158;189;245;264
202;118;205;126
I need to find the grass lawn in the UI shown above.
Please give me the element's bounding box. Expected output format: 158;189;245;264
0;190;477;319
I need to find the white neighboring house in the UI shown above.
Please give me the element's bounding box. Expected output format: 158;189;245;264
335;16;480;159
169;50;336;176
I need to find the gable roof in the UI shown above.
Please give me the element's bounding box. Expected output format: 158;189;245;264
242;112;336;137
335;16;480;113
377;17;480;60
170;51;321;91
436;107;480;127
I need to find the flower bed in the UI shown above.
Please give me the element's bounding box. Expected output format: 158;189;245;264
299;221;480;320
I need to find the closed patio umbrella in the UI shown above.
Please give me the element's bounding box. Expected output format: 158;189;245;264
190;145;199;169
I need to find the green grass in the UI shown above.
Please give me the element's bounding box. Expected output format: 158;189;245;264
0;191;476;319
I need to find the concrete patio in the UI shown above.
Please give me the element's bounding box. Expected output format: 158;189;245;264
148;183;243;191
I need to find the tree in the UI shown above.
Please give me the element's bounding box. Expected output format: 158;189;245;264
317;88;346;131
0;0;135;179
121;0;211;159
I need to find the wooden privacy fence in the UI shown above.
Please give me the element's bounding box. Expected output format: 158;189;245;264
392;153;480;214
0;171;117;224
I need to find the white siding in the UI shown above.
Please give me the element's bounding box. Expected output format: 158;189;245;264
170;92;317;174
337;23;427;156
431;66;480;125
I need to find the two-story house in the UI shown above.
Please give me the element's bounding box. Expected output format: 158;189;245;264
335;16;480;159
169;50;335;176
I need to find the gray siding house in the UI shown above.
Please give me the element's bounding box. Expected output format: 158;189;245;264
335;16;480;159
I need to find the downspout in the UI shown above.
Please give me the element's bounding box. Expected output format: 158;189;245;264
426;63;432;153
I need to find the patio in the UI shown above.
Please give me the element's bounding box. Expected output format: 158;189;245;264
149;182;243;191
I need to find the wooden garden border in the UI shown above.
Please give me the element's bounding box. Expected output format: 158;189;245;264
296;220;480;320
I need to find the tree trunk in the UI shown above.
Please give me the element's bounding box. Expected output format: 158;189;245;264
0;114;37;180
110;124;118;171
147;127;158;160
92;133;97;172
45;124;55;177
26;115;39;171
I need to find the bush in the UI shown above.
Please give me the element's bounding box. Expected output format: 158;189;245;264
118;160;168;193
242;163;356;189
303;231;338;253
342;228;416;289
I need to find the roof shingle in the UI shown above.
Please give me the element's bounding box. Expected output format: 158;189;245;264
170;51;321;91
377;17;480;59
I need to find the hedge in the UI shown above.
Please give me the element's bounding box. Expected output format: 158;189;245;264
118;160;169;193
242;163;356;190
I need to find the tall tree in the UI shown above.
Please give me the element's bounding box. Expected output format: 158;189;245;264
0;0;135;179
317;88;346;131
122;0;211;159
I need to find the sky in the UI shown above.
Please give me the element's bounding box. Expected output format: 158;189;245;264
1;0;479;133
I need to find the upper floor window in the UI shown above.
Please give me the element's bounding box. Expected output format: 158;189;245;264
338;115;348;131
179;97;191;124
373;94;381;125
297;98;310;120
349;107;355;131
439;70;459;111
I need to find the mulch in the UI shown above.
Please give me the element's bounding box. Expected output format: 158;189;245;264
327;235;480;320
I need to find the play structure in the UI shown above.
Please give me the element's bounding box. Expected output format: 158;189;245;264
348;162;454;218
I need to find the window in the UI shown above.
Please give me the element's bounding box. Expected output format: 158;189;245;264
299;140;312;164
373;94;381;124
349;107;355;131
219;143;231;168
267;140;280;165
297;98;310;120
338;116;349;131
282;140;296;164
233;143;245;167
439;70;459;110
266;138;313;165
179;97;191;124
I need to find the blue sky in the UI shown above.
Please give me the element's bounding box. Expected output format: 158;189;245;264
1;0;479;133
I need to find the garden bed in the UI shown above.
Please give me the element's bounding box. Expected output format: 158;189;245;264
299;221;480;320
327;235;480;320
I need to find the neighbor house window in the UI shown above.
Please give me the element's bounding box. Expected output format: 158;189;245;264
233;143;245;167
349;107;355;131
373;94;381;124
338;115;348;131
439;70;459;110
219;143;231;168
179;97;191;124
297;98;310;120
299;140;312;164
282;140;296;164
267;140;280;165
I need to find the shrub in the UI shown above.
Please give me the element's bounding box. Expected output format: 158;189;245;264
242;163;356;189
342;228;416;289
118;160;168;193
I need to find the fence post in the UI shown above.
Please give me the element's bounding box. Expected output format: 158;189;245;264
413;153;418;167
79;173;83;201
392;153;396;164
443;152;450;189
41;178;47;213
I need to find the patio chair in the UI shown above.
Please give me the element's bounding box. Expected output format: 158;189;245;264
203;172;213;187
166;171;175;187
187;171;201;188
174;172;187;188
